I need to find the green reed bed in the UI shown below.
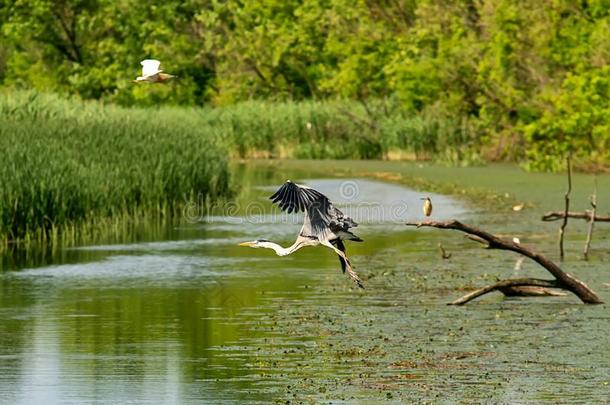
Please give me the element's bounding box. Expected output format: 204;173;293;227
0;91;478;244
199;99;479;161
0;92;230;245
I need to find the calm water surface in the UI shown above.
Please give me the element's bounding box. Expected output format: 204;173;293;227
1;160;609;404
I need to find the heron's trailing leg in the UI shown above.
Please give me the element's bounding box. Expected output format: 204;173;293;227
321;240;364;289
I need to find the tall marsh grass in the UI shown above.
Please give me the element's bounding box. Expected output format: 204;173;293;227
201;99;480;161
0;91;230;244
0;91;479;244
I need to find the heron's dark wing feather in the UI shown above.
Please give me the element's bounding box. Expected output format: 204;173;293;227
280;187;293;212
285;185;295;213
270;182;290;204
308;198;335;234
269;181;328;214
271;180;358;239
297;189;306;211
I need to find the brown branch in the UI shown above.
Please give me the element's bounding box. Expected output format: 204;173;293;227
405;220;603;305
449;278;560;305
499;286;567;297
559;156;572;261
542;211;610;222
584;177;597;260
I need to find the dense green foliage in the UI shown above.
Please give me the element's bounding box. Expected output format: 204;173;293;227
0;0;609;169
0;91;230;243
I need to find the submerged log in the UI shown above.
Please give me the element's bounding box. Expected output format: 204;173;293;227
405;220;603;305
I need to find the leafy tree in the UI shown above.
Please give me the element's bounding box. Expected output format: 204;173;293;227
1;0;608;169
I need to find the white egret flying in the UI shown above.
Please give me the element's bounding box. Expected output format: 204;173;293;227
134;59;176;83
239;180;364;288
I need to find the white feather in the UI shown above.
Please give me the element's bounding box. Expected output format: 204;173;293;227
140;59;162;77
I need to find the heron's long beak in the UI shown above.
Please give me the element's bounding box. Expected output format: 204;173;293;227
238;241;255;247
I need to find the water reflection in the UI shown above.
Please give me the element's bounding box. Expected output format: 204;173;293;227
1;161;608;404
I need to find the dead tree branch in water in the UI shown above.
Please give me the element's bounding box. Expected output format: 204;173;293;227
499;285;566;297
405;220;603;305
449;278;562;305
559;156;572;261
583;177;597;261
542;211;610;222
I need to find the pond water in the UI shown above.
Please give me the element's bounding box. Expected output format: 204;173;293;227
1;160;609;403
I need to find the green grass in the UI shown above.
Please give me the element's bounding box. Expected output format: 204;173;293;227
0;91;481;245
198;98;480;162
0;91;231;244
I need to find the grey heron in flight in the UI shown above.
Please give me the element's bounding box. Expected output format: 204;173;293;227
239;180;364;288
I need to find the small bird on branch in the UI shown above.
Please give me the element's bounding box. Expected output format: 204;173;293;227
421;197;433;217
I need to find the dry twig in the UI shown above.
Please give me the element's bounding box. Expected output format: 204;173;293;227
583;176;597;260
542;211;610;222
559;156;572;261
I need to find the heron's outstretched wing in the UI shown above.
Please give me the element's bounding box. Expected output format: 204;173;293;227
141;59;162;77
270;181;334;234
270;180;360;239
270;180;327;213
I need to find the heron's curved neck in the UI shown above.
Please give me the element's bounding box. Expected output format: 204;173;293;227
260;241;301;256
